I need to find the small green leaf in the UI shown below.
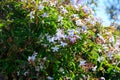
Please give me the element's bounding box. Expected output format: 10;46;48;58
0;23;5;28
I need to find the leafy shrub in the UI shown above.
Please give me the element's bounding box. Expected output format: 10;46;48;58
0;0;120;80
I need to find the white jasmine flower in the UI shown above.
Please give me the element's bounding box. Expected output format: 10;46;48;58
107;52;113;60
84;17;91;22
97;56;105;62
30;11;35;19
72;14;79;19
56;28;63;34
55;28;65;40
70;37;76;43
17;71;20;76
79;60;86;66
28;56;35;62
60;5;64;9
40;65;43;70
97;34;105;43
28;52;37;62
82;26;87;31
59;67;64;72
60;41;67;47
84;16;96;25
60;6;68;14
112;62;117;65
58;16;63;22
48;37;55;43
102;44;108;50
42;13;48;17
47;76;54;80
46;35;56;43
82;5;92;14
24;71;28;76
38;4;44;10
109;36;114;43
62;8;68;14
52;46;59;52
49;1;57;7
75;19;84;26
90;20;96;25
43;57;47;61
108;54;113;60
92;66;97;71
67;29;75;37
100;77;105;80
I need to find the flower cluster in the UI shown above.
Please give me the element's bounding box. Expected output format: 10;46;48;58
20;0;120;79
0;0;120;80
28;51;38;64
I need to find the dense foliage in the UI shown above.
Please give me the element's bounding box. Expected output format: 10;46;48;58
0;0;120;80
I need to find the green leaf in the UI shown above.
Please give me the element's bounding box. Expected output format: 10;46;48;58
114;35;117;44
0;23;5;28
